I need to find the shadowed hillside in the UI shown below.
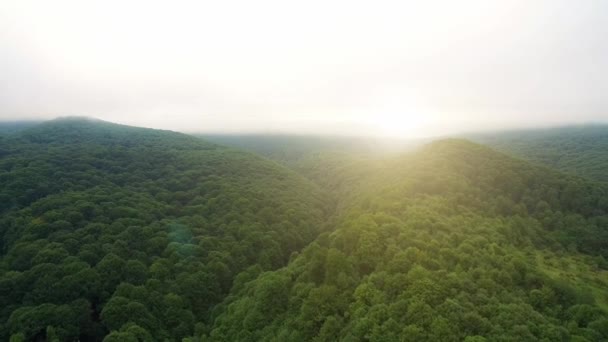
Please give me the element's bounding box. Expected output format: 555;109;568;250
0;118;330;341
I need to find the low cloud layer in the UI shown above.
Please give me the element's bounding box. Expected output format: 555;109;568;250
1;0;607;137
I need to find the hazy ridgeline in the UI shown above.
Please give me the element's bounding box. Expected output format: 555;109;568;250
0;119;607;341
468;125;608;183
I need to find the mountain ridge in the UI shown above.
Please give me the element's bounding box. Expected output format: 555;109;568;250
468;125;608;182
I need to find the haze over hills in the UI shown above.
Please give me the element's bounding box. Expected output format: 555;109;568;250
0;121;41;135
0;118;606;341
468;125;608;183
202;124;608;184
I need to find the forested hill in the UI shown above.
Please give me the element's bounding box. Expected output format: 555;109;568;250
469;125;608;182
198;134;417;208
2;119;608;341
208;139;608;341
0;118;330;341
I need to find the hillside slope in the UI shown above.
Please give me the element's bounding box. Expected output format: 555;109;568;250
0;118;329;341
199;134;411;213
208;139;608;341
469;125;608;182
3;121;607;341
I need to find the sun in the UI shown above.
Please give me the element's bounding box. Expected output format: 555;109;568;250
371;111;429;138
367;101;437;138
360;88;437;138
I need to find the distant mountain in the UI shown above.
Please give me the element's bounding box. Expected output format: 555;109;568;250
469;125;608;182
200;134;420;165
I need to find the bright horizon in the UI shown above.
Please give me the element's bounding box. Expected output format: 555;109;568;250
1;0;607;138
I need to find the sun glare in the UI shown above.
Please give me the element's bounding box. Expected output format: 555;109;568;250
361;89;437;138
371;111;430;138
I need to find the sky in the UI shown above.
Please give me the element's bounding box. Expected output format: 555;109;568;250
1;0;607;138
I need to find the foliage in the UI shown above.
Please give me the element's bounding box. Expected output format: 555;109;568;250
0;118;328;340
469;125;608;182
208;139;608;341
2;120;607;341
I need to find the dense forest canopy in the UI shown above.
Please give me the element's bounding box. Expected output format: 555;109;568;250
469;125;608;183
208;139;608;342
1;119;607;341
0;118;329;341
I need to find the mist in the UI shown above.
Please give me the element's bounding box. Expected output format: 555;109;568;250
1;0;607;138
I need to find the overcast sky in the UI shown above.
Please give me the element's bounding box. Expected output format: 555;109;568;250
1;0;607;137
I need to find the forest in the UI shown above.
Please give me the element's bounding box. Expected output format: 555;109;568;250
469;125;608;183
1;119;607;341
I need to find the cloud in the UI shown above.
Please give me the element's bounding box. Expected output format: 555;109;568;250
0;0;607;137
